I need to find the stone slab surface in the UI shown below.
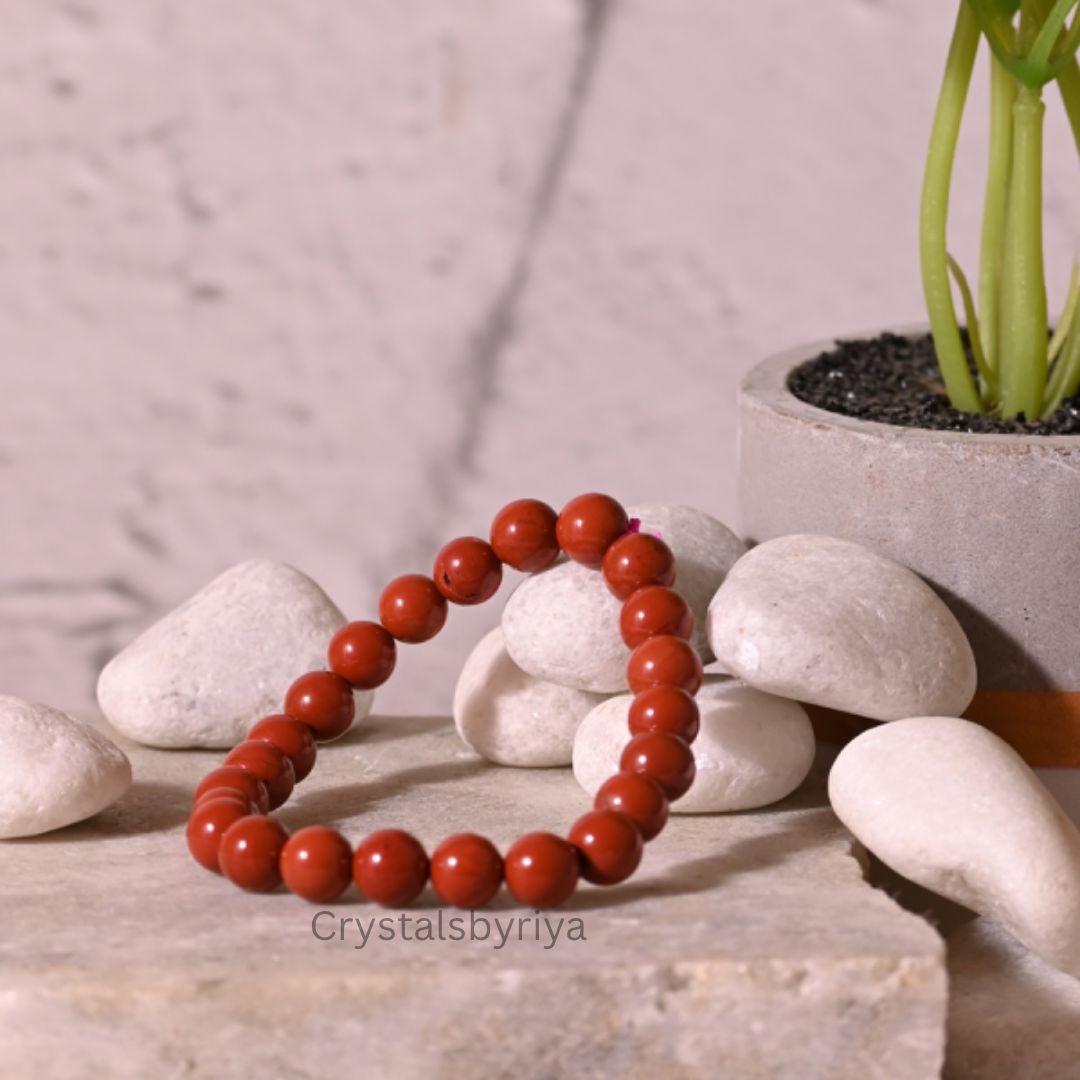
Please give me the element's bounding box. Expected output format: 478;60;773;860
0;715;946;1079
946;919;1080;1080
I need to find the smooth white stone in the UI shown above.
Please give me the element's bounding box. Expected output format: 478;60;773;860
502;504;745;693
572;676;815;812
453;627;607;767
829;716;1080;978
97;560;372;748
0;696;131;839
707;533;976;721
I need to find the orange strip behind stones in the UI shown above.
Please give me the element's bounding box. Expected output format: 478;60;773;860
806;691;1080;768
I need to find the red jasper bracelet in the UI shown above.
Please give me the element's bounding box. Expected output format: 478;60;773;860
187;494;703;909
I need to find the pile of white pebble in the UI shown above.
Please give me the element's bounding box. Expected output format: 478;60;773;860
1;502;1077;982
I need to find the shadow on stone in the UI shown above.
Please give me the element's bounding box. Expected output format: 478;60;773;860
567;811;837;911
281;757;493;831
334;714;452;747
7;780;193;843
867;853;974;938
932;580;1054;692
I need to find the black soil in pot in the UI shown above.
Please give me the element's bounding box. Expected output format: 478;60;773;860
787;331;1080;435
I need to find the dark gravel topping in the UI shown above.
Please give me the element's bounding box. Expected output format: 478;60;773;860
787;332;1080;435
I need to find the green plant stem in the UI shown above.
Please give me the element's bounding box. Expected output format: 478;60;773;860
1030;0;1080;143
1054;53;1080;148
979;46;1017;380
921;3;984;412
1048;261;1080;362
1028;0;1080;73
966;0;1080;85
999;84;1049;418
1041;309;1080;415
1050;13;1080;72
948;253;999;397
968;0;1041;85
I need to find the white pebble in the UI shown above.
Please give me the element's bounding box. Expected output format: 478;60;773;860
572;677;815;812
454;627;607;766
0;696;131;839
502;504;745;692
829;716;1080;978
97;560;372;748
707;534;976;720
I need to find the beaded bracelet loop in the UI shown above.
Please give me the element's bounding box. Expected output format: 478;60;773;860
187;493;703;909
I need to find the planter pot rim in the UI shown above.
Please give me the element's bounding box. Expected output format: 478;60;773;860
747;325;1080;450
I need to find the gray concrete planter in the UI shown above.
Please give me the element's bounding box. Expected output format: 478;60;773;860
738;336;1080;816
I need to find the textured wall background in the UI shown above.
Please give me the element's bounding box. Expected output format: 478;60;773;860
2;0;1078;714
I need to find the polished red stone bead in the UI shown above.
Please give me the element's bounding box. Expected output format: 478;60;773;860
626;634;703;695
193;788;258;815
601;532;676;600
283;670;356;742
280;826;354;903
378;574;448;643
328;620;397;690
619;585;694;650
594;771;669;842
224;740;296;810
504;832;580;908
433;537;503;605
218;815;290;892
247;714;318;782
555;493;629;568
489;498;560;572
620;731;696;801
628;685;700;744
187;796;254;873
353;829;429;907
568;809;644;885
430;833;504;909
194;766;270;814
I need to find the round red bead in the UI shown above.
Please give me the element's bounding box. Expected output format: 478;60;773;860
283;671;356;742
619;585;694;650
628;686;700;744
568;809;643;885
626;635;703;695
187;796;253;873
620;731;696;801
247;714;318;782
328;621;397;690
504;832;580;908
490;498;560;572
433;537;503;605
430;833;504;909
555;493;629;568
224;740;296;810
280;826;354;903
353;829;429;907
193;788;258;815
601;532;676;600
218;815;290;892
379;574;448;643
594;771;669;842
194;766;270;814
191;491;702;909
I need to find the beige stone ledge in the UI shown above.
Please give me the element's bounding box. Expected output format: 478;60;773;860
0;715;946;1078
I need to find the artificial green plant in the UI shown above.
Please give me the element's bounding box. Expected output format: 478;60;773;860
921;0;1080;419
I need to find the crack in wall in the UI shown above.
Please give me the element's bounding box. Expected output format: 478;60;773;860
452;0;614;479
0;577;157;701
381;0;616;580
